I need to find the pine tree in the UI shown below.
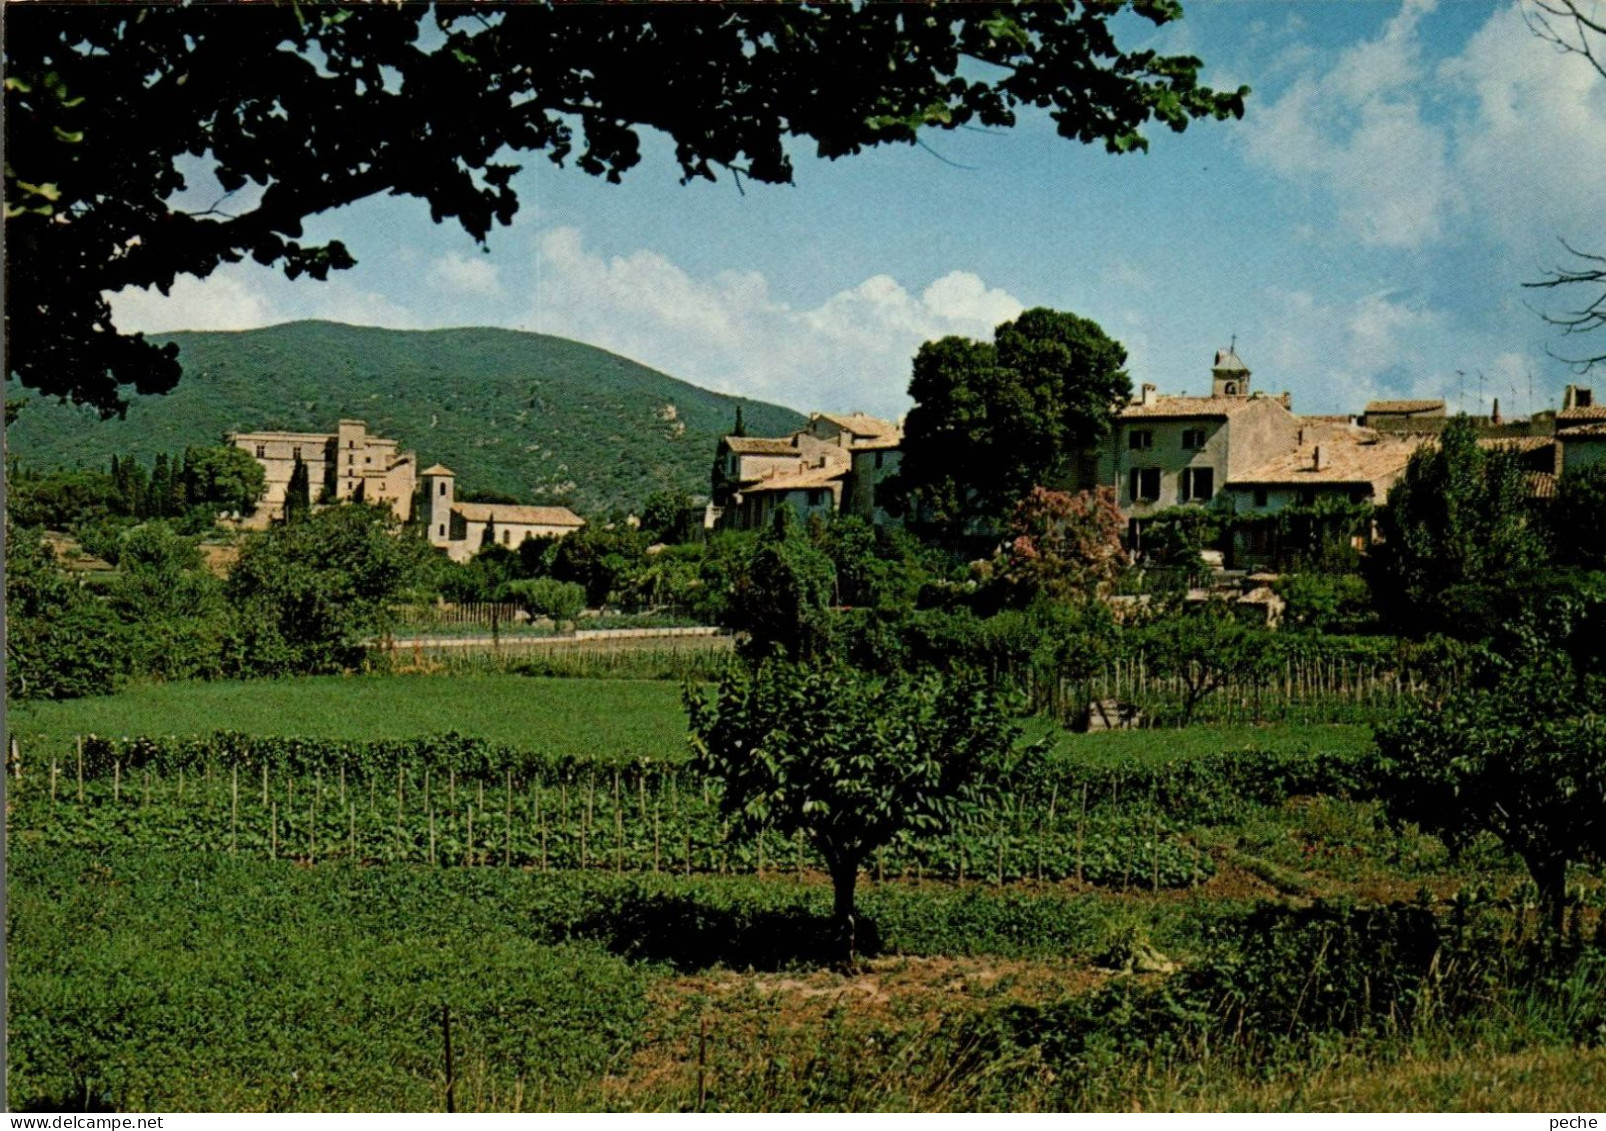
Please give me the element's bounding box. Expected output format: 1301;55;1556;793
481;516;497;548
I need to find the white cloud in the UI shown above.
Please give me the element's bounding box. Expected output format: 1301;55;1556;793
109;268;275;334
428;250;503;298
1241;0;1606;256
1243;0;1461;249
530;226;1025;416
110;261;429;334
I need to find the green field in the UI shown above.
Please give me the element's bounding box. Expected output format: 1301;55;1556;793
6;672;1604;1112
8;674;689;762
10;671;1375;769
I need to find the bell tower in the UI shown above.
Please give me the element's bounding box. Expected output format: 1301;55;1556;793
1211;340;1251;398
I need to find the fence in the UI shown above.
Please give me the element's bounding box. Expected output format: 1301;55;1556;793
396;603;525;628
1023;653;1457;730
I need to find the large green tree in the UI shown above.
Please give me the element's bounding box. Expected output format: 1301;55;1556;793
5;3;1244;414
1375;416;1548;634
900;308;1132;539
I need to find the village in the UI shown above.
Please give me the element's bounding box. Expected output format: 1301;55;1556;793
7;0;1606;1118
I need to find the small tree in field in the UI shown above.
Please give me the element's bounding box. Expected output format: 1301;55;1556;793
1375;642;1606;939
1133;600;1274;726
686;659;1018;959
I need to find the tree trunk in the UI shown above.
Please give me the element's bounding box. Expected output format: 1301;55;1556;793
830;859;859;963
1529;854;1569;943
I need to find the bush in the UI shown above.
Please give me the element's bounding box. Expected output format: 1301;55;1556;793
505;577;587;626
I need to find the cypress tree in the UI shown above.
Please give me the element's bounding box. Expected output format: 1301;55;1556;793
285;456;312;523
148;453;172;518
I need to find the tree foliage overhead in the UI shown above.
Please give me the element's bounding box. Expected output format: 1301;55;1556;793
900;308;1132;538
4;2;1245;414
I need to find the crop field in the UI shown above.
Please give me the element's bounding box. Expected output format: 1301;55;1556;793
7;674;688;761
7;673;1606;1112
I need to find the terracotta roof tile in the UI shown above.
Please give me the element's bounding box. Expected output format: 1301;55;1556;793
740;466;847;494
815;412;900;438
452;503;585;527
724;436;804;455
1365;399;1444;414
1120;395;1272;420
1231;436;1422;487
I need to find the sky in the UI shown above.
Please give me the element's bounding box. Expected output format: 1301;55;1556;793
111;0;1606;422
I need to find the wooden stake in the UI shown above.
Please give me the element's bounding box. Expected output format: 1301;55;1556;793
114;760;121;803
262;762;269;806
1076;783;1087;886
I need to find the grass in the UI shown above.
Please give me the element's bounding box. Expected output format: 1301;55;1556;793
13;672;1374;771
1026;718;1377;768
7;674;690;762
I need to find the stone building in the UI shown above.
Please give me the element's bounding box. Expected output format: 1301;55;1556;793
419;464;585;563
713;412;903;530
1556;384;1606;474
1098;348;1301;544
227;419;416;527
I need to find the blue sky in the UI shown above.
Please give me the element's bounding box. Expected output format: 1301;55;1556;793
113;0;1606;421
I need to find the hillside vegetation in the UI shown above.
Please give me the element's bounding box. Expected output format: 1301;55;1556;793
5;321;806;513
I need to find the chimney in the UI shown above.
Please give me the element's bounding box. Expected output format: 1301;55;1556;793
1312;445;1325;472
1491;397;1502;426
1141;383;1158;407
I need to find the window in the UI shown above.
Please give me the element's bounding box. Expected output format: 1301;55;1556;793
874;451;884;470
292;446;301;460
808;489;826;507
1253;487;1268;508
438;524;445;537
1181;429;1207;450
1180;467;1214;503
1127;518;1144;551
1224;382;1238;396
349;440;356;449
439;482;447;496
1127;467;1160;502
255;444;266;458
347;454;354;466
1128;430;1153;451
503;530;511;544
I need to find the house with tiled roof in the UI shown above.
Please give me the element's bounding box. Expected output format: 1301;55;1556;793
1557;385;1606;474
713;411;904;530
1099;349;1302;544
419;464;584;563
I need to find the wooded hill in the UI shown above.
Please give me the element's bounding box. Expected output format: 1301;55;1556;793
5;321;806;514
